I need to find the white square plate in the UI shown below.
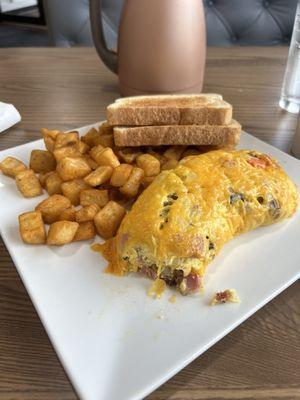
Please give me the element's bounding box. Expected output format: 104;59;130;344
0;124;299;400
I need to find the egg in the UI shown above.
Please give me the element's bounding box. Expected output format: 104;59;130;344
100;150;298;295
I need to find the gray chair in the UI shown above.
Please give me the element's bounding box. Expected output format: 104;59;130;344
43;0;118;47
43;0;297;48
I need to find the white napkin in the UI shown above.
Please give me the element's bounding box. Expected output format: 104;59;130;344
0;102;21;133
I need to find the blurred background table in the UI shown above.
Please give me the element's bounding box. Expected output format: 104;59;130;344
0;47;299;400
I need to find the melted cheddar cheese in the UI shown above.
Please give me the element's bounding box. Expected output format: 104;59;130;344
100;150;298;293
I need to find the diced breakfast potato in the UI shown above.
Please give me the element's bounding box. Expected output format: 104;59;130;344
76;140;90;154
120;167;144;198
61;179;90;206
57;157;91;181
97;134;114;148
41;128;60;152
16;169;43;198
82;127;101;148
54;131;79;149
84;165;113;187
39;171;54;188
75;204;100;223
29;150;56;173
53;145;81;162
19;211;46;244
35;194;71;224
0;156;27;178
80;189;109;207
147;149;164;165
73;221;95;242
136;154;160;177
59;206;76;221
161;159;179;170
110;164;133;187
94;201;126;239
116;148;142;164
142;176;156;188
89;144;104;164
45;172;63;195
99;121;113;135
164;146;186;161
92;147;120;168
82;154;99;170
47;221;79;245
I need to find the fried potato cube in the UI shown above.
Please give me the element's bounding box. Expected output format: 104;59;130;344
19;211;46;244
75;204;100;223
57;157;91;181
82;127;101;147
89;145;104;163
94;201;126;239
97;134;114;148
142;176;156;188
84;165;113;187
45;172;63;195
116;148;142;164
41;128;61;152
47;221;79;245
59;206;76;221
120;167;144;198
54;131;79;149
82;154;99;170
163;146;186;161
61;179;90;205
110;164;133;187
36;194;71;224
80;189;109;207
16;169;43;198
30;150;56;173
161;159;179;170
92;147;120;168
99;121;113;135
73;221;95;242
137;154;160;177
147;149;164;165
41;128;60;138
39;171;54;188
76;140;90;154
0;156;27;178
53;146;81;162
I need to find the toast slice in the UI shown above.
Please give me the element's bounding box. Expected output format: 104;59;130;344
114;120;241;147
107;94;233;126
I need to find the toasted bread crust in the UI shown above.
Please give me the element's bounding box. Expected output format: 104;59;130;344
114;120;241;147
107;94;232;126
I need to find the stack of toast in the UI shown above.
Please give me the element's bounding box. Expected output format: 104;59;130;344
107;94;241;148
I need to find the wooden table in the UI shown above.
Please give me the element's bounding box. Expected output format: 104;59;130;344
0;47;299;400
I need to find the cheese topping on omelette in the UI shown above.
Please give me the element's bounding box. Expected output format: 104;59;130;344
100;150;298;294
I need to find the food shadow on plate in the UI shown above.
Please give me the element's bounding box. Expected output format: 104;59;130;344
0;175;21;196
47;240;92;258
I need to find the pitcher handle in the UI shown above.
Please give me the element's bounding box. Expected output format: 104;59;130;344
89;0;118;73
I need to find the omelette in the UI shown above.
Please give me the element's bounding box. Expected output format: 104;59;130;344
100;150;298;295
